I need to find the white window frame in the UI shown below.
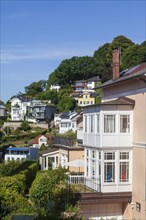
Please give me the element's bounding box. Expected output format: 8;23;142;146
119;152;129;183
104;114;116;133
120;114;130;133
104;152;115;183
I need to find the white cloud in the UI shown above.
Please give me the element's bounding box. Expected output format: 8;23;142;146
0;43;97;64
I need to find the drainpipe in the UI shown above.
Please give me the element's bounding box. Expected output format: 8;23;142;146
138;76;146;219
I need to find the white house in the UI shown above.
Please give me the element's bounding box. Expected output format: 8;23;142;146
59;112;78;134
50;84;60;91
5;146;38;162
54;113;62;127
10;96;32;121
33;134;52;149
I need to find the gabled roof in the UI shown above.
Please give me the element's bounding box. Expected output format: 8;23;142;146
11;96;33;102
97;63;146;89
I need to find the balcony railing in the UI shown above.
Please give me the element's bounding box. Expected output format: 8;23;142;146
67;175;101;192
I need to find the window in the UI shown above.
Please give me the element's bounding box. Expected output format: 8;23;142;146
120;115;130;133
90;115;94;133
136;202;141;212
104;152;115;182
92;150;95;158
96;114;100;133
104;152;115;160
104;162;115;182
84;115;87;132
120;152;129;160
91;159;95;178
104;115;115;133
61;123;70;127
86;159;89;176
119;152;129;182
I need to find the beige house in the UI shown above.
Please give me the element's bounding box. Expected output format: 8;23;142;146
76;49;146;220
39;145;84;173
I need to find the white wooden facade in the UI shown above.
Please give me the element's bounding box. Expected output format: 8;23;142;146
83;103;133;193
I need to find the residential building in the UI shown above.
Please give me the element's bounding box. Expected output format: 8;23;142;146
78;91;98;106
5;146;38;162
0;105;6;117
74;50;146;220
26;100;56;123
59;111;78;134
50;83;61;91
72;76;100;92
71;80;87;92
10;96;32;121
39;145;84;172
33;134;52;149
86;76;101;89
54;113;62;127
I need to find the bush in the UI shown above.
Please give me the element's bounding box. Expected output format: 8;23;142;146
21;121;31;131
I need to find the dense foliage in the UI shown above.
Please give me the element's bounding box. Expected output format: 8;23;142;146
47;56;99;86
0;160;38;219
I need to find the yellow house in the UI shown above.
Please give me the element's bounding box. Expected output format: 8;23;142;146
78;91;98;106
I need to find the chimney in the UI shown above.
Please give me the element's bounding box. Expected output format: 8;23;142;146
112;49;120;80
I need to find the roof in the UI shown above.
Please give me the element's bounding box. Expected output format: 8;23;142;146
11;96;33;102
6;147;29;151
39;147;59;155
79;92;98;98
83;97;135;109
60;112;69;119
33;134;52;144
97;63;146;89
101;97;135;105
87;76;100;82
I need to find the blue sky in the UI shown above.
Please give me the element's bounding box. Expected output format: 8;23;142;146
0;0;146;103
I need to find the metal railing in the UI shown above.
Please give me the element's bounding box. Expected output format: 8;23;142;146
67;175;101;192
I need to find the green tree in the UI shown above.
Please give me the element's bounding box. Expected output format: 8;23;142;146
29;168;68;216
94;43;112;81
47;56;99;87
21;121;31;131
36;90;58;104
25;80;47;97
57;96;76;112
122;42;146;69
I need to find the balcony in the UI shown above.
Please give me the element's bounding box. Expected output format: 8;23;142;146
67;175;101;192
